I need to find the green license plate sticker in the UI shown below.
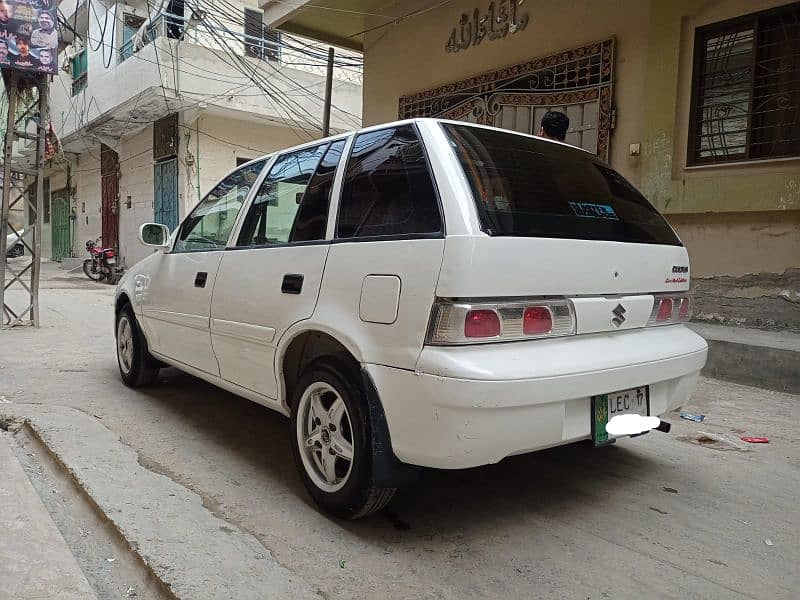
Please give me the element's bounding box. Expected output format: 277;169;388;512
593;395;611;446
592;386;649;446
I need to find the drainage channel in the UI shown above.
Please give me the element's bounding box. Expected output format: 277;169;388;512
11;423;174;600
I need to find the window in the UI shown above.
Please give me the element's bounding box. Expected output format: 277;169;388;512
237;144;328;246
173;160;265;252
336;126;441;239
444;124;682;246
292;140;346;242
688;3;800;164
244;8;280;61
71;48;87;96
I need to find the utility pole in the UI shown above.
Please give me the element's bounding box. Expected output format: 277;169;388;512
1;72;50;328
322;47;334;137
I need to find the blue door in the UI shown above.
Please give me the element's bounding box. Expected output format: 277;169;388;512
154;158;178;231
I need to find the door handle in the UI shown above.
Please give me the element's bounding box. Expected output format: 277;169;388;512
195;272;208;288
281;273;304;294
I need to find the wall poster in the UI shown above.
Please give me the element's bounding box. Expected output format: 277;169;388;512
0;0;58;74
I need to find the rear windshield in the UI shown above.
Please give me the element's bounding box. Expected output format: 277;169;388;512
443;123;681;245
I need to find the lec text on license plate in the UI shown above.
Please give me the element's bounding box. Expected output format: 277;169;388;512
592;386;649;446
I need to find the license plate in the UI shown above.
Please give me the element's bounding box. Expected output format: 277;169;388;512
106;258;116;265
591;386;649;446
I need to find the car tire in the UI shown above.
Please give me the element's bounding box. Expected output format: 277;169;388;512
116;304;160;388
290;359;396;519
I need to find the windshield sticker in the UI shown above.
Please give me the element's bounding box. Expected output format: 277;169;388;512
568;202;619;220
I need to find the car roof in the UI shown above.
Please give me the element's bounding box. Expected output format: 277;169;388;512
239;117;591;169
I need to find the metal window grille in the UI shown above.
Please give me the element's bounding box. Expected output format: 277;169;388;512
688;2;800;165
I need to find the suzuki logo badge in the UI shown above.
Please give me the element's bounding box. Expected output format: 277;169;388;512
611;303;627;327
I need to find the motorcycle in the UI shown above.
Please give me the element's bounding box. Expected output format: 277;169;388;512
83;239;122;284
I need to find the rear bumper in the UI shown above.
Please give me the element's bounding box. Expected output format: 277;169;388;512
368;325;708;469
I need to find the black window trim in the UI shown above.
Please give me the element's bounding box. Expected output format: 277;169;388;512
334;122;446;242
687;2;800;167
232;139;341;249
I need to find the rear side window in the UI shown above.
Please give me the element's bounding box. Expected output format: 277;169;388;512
291;140;346;242
237;144;327;246
443;124;681;246
337;125;442;239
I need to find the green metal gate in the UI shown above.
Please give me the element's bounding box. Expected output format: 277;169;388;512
51;189;71;260
154;158;178;231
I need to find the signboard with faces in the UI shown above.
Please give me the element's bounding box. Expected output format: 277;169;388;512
0;0;58;74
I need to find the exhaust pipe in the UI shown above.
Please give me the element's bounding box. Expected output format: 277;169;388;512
655;421;671;433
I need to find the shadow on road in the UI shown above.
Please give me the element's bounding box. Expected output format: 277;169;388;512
128;366;658;537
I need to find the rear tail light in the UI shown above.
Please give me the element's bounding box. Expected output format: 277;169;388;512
427;298;575;345
648;294;692;326
464;309;501;338
523;306;553;335
656;297;673;322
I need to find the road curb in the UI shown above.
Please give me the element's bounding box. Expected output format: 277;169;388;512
0;431;98;600
688;323;800;394
15;407;319;600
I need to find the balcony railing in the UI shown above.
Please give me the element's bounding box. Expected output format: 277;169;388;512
119;12;362;85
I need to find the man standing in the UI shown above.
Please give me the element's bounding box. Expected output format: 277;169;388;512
539;111;570;142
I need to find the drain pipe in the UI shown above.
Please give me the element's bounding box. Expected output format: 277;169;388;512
195;116;201;202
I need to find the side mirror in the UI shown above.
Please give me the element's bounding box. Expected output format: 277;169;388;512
139;223;171;251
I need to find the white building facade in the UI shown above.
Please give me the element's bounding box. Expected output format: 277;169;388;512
44;0;361;268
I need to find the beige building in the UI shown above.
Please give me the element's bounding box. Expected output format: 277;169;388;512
263;0;800;331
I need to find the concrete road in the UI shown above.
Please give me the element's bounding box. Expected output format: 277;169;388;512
1;263;798;599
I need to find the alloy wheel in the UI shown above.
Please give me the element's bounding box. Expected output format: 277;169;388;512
296;382;355;493
117;315;134;375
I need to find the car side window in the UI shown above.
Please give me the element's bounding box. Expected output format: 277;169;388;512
336;125;441;239
290;140;346;243
237;143;328;246
173;160;266;253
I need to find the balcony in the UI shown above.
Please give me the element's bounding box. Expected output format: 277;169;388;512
52;11;362;153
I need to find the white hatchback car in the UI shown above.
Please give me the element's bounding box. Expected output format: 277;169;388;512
115;119;708;518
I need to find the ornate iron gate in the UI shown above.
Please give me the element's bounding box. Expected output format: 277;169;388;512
399;39;615;160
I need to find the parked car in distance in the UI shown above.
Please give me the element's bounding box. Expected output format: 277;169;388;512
5;228;25;258
115;119;708;519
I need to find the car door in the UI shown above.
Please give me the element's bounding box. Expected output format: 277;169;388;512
210;139;347;398
142;160;266;375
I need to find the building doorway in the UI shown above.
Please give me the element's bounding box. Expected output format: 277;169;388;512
154;158;179;231
100;144;120;250
51;188;71;260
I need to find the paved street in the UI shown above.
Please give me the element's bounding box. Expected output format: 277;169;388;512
1;262;799;599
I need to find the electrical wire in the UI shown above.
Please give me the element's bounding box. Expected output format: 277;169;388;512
54;1;363;146
144;0;172;112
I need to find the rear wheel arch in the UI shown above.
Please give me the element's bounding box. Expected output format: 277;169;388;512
279;328;362;412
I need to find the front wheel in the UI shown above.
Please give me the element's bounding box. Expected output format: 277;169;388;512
290;360;396;519
83;258;103;281
116;304;160;387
